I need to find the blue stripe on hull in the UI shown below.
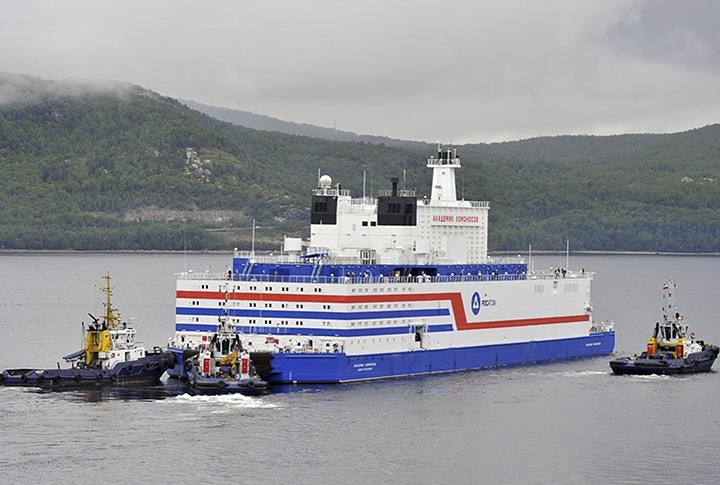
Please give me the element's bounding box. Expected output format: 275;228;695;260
173;323;455;336
267;332;616;383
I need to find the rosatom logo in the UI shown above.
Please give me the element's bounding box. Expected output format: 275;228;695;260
471;292;482;315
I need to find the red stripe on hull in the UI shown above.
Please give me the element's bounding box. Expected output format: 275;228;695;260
176;290;590;331
177;290;467;304
456;314;591;330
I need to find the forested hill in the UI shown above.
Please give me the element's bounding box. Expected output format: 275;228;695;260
1;73;719;252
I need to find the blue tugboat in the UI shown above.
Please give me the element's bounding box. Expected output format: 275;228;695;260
0;274;176;388
610;279;719;375
183;316;268;395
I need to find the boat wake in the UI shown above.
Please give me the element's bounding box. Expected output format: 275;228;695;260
625;373;673;381
558;370;607;378
168;392;279;409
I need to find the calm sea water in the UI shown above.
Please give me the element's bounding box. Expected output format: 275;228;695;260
1;252;719;484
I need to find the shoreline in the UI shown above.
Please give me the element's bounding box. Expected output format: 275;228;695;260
492;250;720;257
2;249;720;257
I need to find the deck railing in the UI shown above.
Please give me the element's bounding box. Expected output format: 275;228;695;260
178;270;592;284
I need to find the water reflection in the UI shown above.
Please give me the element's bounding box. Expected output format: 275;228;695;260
31;378;191;403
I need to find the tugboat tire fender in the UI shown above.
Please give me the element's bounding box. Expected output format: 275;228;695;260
143;362;152;371
36;373;45;383
74;374;82;381
246;380;255;389
184;360;194;372
20;373;28;383
159;360;168;372
126;364;134;374
217;379;227;388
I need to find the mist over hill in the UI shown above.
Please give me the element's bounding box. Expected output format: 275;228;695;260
1;73;719;252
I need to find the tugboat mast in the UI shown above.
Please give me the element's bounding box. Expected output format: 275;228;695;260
102;273;119;330
662;278;680;325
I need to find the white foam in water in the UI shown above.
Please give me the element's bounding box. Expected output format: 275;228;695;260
167;392;280;409
627;374;672;381
559;370;607;378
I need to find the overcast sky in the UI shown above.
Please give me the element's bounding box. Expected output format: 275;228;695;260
2;0;720;143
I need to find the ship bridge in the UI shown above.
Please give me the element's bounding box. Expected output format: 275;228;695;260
308;147;489;266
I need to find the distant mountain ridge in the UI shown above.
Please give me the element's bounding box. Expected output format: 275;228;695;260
181;100;429;148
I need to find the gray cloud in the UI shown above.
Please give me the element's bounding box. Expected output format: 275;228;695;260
1;0;719;142
607;0;720;71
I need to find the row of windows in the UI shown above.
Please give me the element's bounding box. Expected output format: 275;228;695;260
186;301;416;310
186;301;311;310
262;319;305;325
234;302;306;309
200;282;456;295
350;303;413;309
348;337;404;345
350;286;413;293
246;285;311;293
350;320;407;326
186;318;418;327
192;284;325;294
235;318;309;326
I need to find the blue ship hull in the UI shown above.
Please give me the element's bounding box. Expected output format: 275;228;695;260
169;332;614;383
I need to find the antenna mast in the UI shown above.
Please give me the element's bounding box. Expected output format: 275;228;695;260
251;219;256;257
566;240;569;271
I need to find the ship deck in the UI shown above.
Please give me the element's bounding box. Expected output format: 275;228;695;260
177;270;590;285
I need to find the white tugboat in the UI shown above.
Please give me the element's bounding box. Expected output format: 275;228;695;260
0;274;176;388
182;315;268;394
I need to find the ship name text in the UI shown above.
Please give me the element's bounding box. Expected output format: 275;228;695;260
432;215;480;223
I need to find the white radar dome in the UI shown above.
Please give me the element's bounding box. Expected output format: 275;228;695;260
319;175;332;188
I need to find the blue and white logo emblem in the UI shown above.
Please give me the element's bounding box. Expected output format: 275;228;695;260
471;292;482;316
